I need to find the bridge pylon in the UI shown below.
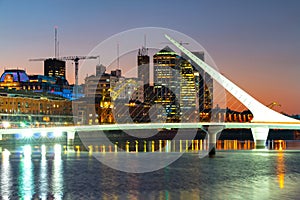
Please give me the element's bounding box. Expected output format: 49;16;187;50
207;125;224;157
251;127;269;149
67;131;76;152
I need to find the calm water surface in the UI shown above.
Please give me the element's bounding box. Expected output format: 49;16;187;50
1;141;300;200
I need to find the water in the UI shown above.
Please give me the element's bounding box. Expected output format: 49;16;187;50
1;141;300;199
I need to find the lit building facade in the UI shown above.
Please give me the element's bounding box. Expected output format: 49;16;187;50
182;52;213;121
179;59;197;121
153;46;181;122
0;69;29;90
74;68;144;125
0;91;73;127
0;69;73;99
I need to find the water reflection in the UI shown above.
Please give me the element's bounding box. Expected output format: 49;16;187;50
73;139;260;154
272;140;287;150
39;144;48;199
1;149;12;198
276;152;285;189
52;144;63;199
0;140;298;199
216;140;254;150
19;145;34;198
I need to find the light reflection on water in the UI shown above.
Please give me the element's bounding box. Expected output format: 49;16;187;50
52;144;63;199
277;152;285;189
1;149;12;198
19;145;34;199
0;141;300;199
39;146;48;200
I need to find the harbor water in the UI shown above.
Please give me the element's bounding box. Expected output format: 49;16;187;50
1;140;300;199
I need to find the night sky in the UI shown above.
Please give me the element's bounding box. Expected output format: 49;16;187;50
0;0;300;114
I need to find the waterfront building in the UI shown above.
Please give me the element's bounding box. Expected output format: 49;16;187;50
0;69;29;90
0;90;73;127
0;69;73;99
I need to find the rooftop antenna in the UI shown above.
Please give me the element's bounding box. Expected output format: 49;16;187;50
117;43;120;69
141;34;148;55
54;26;58;59
57;41;59;58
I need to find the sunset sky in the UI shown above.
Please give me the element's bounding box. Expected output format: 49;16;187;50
0;0;300;114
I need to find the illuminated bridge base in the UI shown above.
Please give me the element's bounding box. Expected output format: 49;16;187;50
251;127;269;149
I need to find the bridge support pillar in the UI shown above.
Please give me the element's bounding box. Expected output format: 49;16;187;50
207;125;224;157
67;131;76;151
251;127;269;149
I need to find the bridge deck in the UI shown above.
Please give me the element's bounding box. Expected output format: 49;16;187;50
1;122;300;135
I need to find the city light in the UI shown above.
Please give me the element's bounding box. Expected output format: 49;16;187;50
23;145;32;158
54;144;62;156
41;144;46;156
40;131;47;137
20;122;26;128
22;130;33;138
2;121;10;129
53;130;62;138
2;149;11;158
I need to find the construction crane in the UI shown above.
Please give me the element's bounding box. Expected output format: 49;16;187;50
29;55;99;98
59;56;99;98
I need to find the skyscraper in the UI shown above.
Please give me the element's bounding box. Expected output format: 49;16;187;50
153;46;181;122
44;58;66;78
182;52;213;117
179;59;197;121
137;47;150;86
137;47;150;102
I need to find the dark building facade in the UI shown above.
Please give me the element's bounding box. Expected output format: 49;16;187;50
138;47;150;102
137;47;150;86
44;58;66;78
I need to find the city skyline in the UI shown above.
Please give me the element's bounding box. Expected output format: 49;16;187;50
0;0;300;114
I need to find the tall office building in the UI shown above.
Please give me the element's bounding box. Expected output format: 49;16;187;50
182;52;213;116
153;46;181;122
137;47;150;86
179;59;197;121
44;58;66;78
137;47;150;102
